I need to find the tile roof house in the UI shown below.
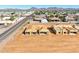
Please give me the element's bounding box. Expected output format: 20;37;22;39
33;14;48;23
48;17;61;22
33;14;47;23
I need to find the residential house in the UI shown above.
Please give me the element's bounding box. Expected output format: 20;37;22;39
33;14;47;23
65;14;77;23
48;17;61;22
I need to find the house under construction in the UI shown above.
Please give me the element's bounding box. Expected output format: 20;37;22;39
24;23;79;35
39;27;49;35
24;25;49;35
25;25;38;35
51;24;78;35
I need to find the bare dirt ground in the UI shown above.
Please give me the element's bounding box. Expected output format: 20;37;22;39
0;23;79;53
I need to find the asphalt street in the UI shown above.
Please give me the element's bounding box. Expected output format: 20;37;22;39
0;17;27;42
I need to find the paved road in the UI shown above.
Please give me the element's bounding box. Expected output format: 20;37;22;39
0;17;27;42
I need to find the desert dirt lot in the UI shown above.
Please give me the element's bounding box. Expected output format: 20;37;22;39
0;23;79;52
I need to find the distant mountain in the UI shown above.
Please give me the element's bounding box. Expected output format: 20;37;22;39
0;7;79;12
28;7;79;11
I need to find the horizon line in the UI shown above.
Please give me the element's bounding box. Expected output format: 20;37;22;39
0;5;79;9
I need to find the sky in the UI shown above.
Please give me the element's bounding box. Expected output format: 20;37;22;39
0;5;79;9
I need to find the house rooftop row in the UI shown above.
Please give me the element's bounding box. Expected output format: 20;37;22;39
24;25;49;35
23;23;79;35
31;14;79;24
52;24;78;35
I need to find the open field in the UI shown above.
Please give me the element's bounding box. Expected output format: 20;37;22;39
0;23;79;52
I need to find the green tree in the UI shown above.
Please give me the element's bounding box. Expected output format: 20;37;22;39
9;16;15;21
0;14;4;21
